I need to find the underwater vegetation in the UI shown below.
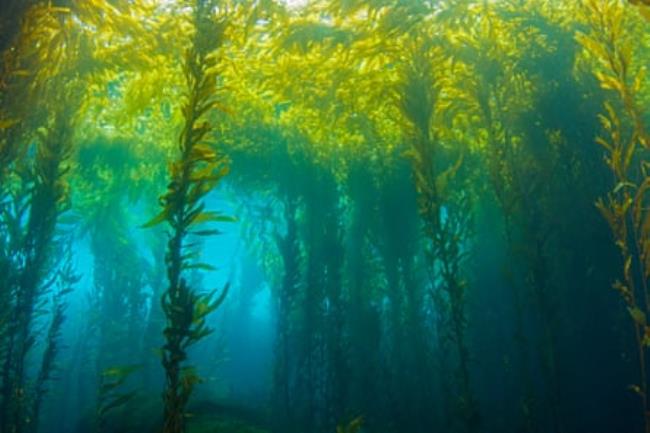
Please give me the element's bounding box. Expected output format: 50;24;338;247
0;0;650;433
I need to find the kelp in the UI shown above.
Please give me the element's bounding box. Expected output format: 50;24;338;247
396;36;479;433
96;365;141;433
578;1;650;431
0;7;102;432
629;0;650;20
281;21;357;53
76;139;153;400
0;1;649;433
143;1;232;432
336;416;363;433
448;5;565;430
271;192;301;433
0;18;81;421
31;244;77;430
0;107;76;433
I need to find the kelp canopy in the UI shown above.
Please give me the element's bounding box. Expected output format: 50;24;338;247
0;0;650;433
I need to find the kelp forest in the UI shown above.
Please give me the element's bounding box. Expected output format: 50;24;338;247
0;0;649;432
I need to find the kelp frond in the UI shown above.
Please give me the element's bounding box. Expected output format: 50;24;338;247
145;2;233;433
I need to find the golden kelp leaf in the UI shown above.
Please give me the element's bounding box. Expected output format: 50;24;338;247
595;71;622;92
633;179;650;229
0;119;19;129
629;384;643;396
47;6;71;14
595;136;613;151
633;67;646;93
575;33;609;63
643;326;650;347
101;364;141;379
141;209;169;228
624;255;633;284
190;143;216;161
628;306;646;326
436;153;464;198
614;181;637;194
613;280;633;303
193;295;216;320
597;113;612;132
640;7;650;21
188;211;235;226
604;102;618;123
596;198;617;231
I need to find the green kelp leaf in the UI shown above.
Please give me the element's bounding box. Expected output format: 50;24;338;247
435;153;464;197
188;211;235;226
142;209;169;228
188;325;213;344
180;367;202;390
189;164;222;183
101;364;142;378
183;262;217;271
100;364;142;395
180;251;200;263
190;284;230;326
629;384;644;397
184;203;205;225
193;301;212;322
191;229;222;237
212;283;230;311
337;416;364;433
99;391;137;416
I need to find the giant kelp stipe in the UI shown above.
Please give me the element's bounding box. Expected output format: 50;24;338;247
0;1;649;433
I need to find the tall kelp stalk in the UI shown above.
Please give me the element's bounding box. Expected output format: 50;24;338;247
272;170;302;433
449;7;545;429
0;24;27;415
144;1;231;432
397;40;478;433
343;161;383;431
290;163;344;433
0;106;76;433
0;4;82;431
472;58;539;433
514;45;584;433
578;1;650;431
323;211;346;430
31;244;77;430
451;5;605;431
0;1;53;366
303;167;346;432
375;160;432;433
228;128;359;433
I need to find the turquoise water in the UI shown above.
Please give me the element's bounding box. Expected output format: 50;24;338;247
0;1;649;433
